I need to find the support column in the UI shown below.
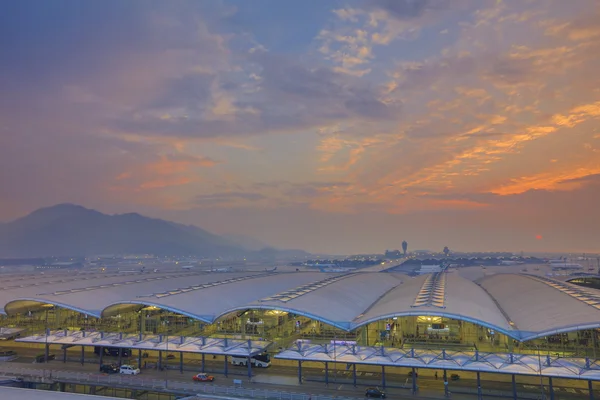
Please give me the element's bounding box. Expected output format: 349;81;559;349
477;372;482;399
589;380;594;400
201;353;205;372
512;374;517;400
158;351;162;369
298;360;303;384
247;357;252;379
325;362;329;386
411;367;417;394
224;355;228;377
118;348;123;366
45;343;49;363
548;377;554;400
179;352;184;374
137;349;141;369
443;370;448;397
353;364;357;387
81;346;85;365
381;365;386;388
63;348;67;363
99;349;104;366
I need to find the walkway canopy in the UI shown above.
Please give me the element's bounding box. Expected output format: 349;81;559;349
277;342;600;381
16;329;270;357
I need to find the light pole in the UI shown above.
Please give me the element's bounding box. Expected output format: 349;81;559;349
536;345;545;400
164;321;169;389
44;308;49;364
333;332;337;384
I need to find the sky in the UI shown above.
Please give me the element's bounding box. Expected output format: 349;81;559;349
1;0;600;255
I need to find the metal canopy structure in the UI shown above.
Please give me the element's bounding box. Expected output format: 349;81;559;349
3;269;600;340
276;342;600;381
16;330;270;357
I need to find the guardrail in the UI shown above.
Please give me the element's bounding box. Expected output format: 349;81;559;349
0;364;362;400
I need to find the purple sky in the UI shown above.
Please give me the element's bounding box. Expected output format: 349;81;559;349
1;0;600;254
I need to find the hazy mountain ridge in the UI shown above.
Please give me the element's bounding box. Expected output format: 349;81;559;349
0;204;251;257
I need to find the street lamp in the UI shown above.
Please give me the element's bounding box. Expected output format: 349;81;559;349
44;307;49;364
536;345;545;400
164;321;169;389
333;332;337;384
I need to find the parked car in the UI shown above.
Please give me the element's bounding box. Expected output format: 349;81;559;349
100;363;119;374
365;388;386;398
119;365;140;375
451;373;460;381
192;373;215;382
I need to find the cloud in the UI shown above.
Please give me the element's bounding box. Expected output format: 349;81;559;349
491;168;600;196
194;192;266;206
110;153;218;193
107;48;400;140
365;0;444;20
2;0;600;254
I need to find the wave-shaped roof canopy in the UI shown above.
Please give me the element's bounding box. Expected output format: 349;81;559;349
2;268;600;341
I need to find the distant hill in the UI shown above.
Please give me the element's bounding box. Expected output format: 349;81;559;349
0;204;249;258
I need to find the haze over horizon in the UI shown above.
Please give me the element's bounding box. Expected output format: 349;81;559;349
1;0;599;255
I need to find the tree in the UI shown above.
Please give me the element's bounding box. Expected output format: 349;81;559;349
443;246;450;257
402;241;408;256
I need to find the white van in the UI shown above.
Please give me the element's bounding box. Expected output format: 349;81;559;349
119;365;140;375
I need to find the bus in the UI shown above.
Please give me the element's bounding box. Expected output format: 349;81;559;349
231;353;271;368
94;346;132;357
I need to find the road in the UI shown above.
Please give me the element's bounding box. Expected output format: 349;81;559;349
0;345;597;400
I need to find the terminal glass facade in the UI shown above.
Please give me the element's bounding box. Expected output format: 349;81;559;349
1;304;600;358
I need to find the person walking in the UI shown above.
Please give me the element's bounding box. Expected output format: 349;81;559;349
435;371;438;380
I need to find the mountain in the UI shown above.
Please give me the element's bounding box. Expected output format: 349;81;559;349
0;204;246;258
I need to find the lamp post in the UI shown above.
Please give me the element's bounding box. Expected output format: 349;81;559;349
44;307;49;364
536;345;545;400
333;332;337;384
164;321;169;389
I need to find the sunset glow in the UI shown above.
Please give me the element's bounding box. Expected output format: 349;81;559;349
1;0;599;254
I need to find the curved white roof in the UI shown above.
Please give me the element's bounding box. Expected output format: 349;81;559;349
2;269;600;340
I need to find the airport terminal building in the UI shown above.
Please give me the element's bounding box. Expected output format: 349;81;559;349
2;267;600;398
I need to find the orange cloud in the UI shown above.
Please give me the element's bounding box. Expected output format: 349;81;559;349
145;154;216;175
552;102;600;128
490;166;600;195
139;176;194;190
109;153;217;196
